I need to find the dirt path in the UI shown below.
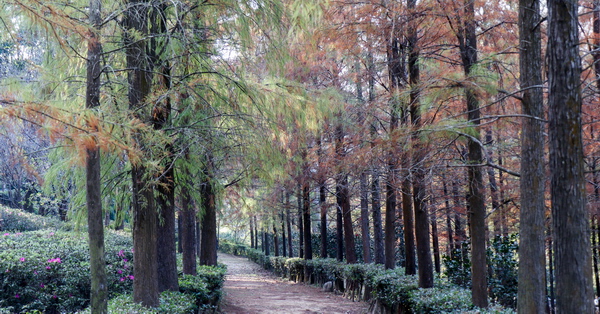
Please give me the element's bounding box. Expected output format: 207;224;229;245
218;253;369;314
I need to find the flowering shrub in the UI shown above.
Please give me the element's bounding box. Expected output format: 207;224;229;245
0;229;133;313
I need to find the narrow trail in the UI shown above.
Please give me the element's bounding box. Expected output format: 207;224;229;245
218;253;369;314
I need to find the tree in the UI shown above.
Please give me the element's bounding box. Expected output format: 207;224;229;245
407;0;434;288
517;0;546;312
85;0;107;311
547;0;594;312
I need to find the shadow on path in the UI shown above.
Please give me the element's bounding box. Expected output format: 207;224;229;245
218;253;368;314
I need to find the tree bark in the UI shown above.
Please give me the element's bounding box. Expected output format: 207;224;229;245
286;193;294;257
457;0;487;306
517;0;546;312
85;0;107;310
303;182;312;260
126;0;159;306
199;156;218;266
360;171;371;263
181;181;196;275
547;0;594;312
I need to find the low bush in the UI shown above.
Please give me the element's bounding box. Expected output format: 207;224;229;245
0;229;133;313
77;292;197;314
0;207;64;232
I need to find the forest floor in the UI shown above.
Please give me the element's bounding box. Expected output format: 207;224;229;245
218;253;369;314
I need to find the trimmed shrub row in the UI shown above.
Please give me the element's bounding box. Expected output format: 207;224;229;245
220;240;515;314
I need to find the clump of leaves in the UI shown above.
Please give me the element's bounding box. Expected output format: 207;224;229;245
0;206;64;232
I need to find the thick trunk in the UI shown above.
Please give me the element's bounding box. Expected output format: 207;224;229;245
181;182;197;275
156;146;177;291
401;175;415;273
273;222;279;256
548;0;594;312
126;0;159;306
517;0;546;312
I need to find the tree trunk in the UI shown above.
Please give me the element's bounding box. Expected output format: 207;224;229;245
517;0;546;312
455;0;488;307
286;193;293;257
126;0;159;306
181;181;197;275
281;209;287;257
273;221;279;256
485;130;501;236
298;184;304;259
303;182;313;260
432;216;441;274
443;180;454;255
85;0;107;309
336;124;345;262
548;0;594;311
199;158;218;266
320;180;328;258
360;172;371;263
250;215;255;249
408;0;432;287
371;167;385;265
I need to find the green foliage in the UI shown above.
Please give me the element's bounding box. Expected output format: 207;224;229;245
409;286;473;313
176;263;226;312
369;268;418;309
487;235;518;309
77;292;197;314
0;229;133;313
443;235;519;309
0;206;64;232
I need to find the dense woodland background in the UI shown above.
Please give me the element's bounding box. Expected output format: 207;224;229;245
0;0;598;313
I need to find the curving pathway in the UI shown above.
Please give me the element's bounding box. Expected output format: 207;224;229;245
218;253;368;314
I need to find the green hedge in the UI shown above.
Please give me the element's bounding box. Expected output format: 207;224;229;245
219;240;515;314
76;292;197;314
180;265;227;312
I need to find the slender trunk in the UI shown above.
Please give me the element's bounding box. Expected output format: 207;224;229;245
593;216;600;298
517;0;546;312
372;166;384;265
86;0;107;308
320;180;328;258
286;193;294;257
360;172;371;263
199;157;218;266
264;229;270;256
485;130;501;236
303;182;313;260
401;174;415;273
432;215;441;274
273;221;279;257
281;209;287;257
443;180;454;255
548;0;594;312
181;181;197;275
298;184;304;259
457;0;487;306
408;0;432;286
250;215;255;249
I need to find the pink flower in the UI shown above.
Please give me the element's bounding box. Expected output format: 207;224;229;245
46;266;51;270
128;275;134;280
52;295;57;299
118;250;125;258
19;257;25;262
14;294;19;298
47;258;61;263
49;232;54;236
123;258;128;262
16;233;22;236
40;283;45;288
117;270;122;274
3;233;9;236
120;277;125;282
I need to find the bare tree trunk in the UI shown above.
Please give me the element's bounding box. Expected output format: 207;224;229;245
273;221;279;257
126;0;159;305
548;0;594;311
181;181;196;275
286;193;293;257
517;0;546;312
297;183;304;259
199;156;218;266
360;172;371;263
86;0;107;309
303;182;312;260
